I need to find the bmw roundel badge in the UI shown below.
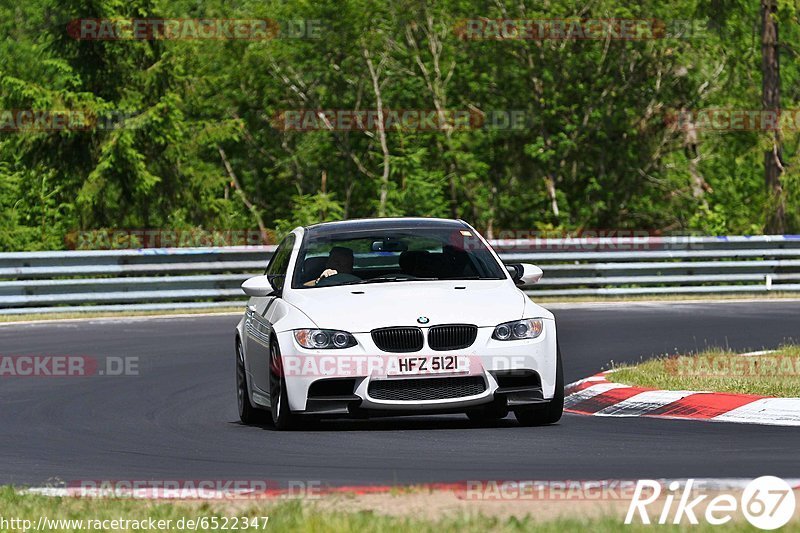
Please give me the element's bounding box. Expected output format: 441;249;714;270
417;316;430;324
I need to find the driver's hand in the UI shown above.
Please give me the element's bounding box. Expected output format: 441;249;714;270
320;269;338;278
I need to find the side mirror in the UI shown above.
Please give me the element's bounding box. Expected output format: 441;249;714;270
505;263;543;285
241;275;277;297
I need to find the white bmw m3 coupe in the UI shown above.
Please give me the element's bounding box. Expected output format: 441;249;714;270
235;217;563;429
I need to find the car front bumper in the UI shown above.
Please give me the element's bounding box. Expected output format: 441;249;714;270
275;319;558;414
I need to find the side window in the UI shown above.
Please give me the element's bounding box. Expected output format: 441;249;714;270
265;234;296;292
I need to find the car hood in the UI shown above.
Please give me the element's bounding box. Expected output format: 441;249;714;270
285;280;536;332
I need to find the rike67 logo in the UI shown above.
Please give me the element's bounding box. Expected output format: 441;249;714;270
626;477;796;530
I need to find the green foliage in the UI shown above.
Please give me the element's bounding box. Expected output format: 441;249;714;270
1;0;799;250
274;192;345;238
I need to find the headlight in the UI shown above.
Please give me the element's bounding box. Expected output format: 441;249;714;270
293;329;357;349
492;319;544;341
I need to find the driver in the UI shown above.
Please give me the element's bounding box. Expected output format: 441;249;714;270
306;246;360;286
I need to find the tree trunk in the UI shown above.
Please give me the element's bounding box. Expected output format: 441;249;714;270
761;0;785;233
218;146;268;240
364;48;391;218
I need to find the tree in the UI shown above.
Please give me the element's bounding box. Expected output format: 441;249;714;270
761;0;785;233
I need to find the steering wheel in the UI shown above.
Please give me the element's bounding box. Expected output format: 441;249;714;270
315;272;361;287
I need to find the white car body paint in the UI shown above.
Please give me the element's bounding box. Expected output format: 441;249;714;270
234;218;558;417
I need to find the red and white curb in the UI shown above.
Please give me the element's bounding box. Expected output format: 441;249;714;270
565;372;800;426
23;478;800;499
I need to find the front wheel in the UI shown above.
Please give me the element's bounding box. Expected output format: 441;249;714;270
269;340;300;430
236;339;261;425
514;345;564;427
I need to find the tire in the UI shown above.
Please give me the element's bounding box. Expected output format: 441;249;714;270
269;339;300;430
236;339;261;425
514;345;564;427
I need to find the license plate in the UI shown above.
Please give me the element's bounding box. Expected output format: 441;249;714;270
387;355;470;376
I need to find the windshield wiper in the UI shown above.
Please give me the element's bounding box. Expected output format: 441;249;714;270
339;276;437;285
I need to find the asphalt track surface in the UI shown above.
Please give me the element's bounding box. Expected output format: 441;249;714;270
1;301;799;487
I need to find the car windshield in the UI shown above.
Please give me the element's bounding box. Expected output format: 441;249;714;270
292;226;507;288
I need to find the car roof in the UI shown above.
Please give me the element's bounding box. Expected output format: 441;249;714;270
303;217;468;237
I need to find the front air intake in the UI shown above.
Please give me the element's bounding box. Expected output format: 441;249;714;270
368;376;487;401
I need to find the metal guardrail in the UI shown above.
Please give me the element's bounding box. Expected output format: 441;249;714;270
0;247;272;315
1;236;799;314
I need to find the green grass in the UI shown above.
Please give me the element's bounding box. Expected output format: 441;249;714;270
609;345;800;397
0;488;793;532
